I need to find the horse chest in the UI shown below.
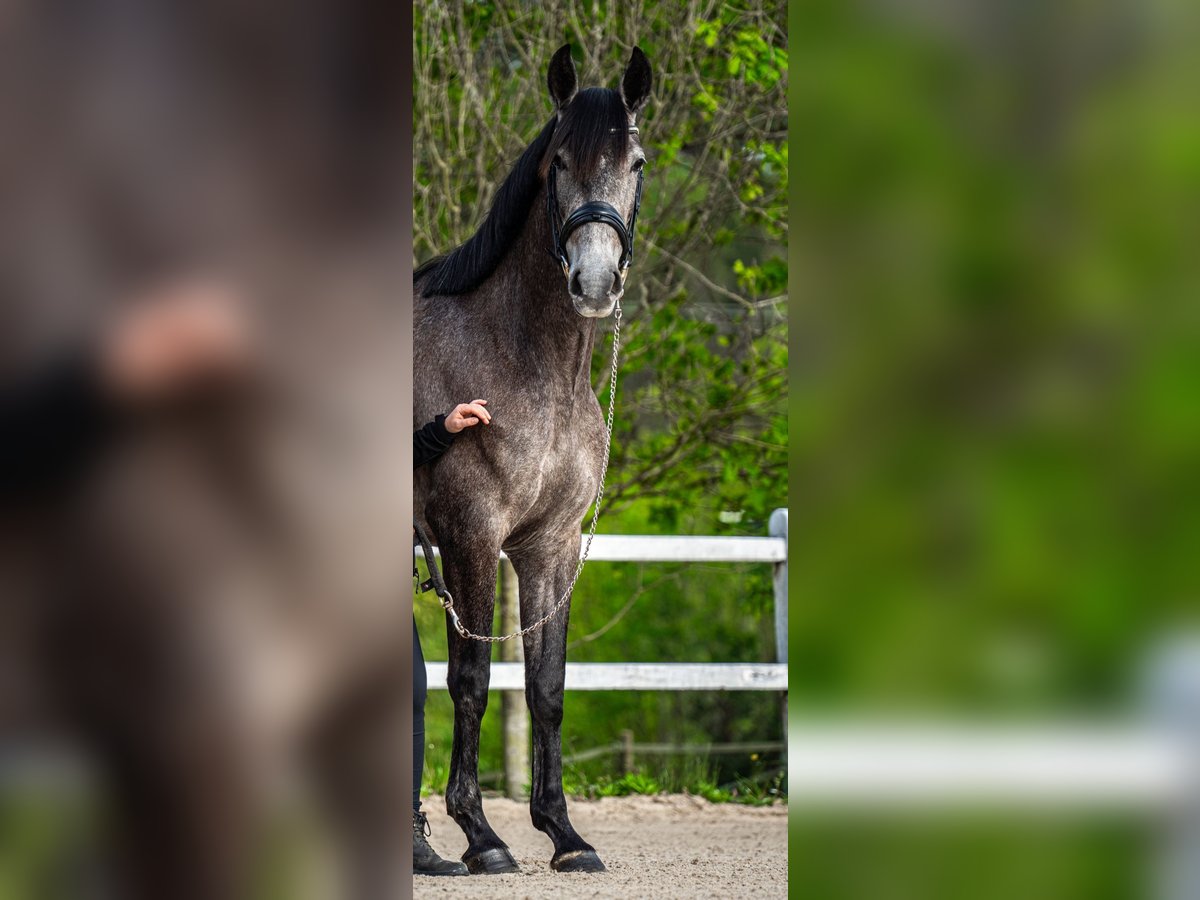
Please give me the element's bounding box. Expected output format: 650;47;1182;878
502;401;603;521
540;430;600;489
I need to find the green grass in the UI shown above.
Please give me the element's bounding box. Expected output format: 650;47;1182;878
561;765;785;806
420;730;787;807
425;747;787;806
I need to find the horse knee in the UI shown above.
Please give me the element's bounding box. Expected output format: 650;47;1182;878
447;667;490;711
525;678;564;726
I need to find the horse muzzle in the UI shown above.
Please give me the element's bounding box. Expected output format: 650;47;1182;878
568;262;623;317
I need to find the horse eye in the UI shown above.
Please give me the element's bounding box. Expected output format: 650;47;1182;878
553;155;566;171
631;158;646;173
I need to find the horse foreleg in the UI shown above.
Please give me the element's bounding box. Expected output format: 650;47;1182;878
511;541;605;873
440;544;519;874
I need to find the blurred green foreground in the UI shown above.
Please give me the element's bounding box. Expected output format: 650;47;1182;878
788;0;1200;896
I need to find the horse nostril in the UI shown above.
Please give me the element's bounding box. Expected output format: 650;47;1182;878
610;270;622;295
569;271;584;297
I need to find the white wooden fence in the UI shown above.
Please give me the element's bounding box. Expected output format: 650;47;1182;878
417;508;789;798
417;507;790;693
417;512;1200;899
780;639;1200;900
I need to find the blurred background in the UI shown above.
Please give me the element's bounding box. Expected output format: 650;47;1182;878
790;0;1200;896
0;1;410;896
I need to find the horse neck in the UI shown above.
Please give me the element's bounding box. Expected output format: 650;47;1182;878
490;198;599;393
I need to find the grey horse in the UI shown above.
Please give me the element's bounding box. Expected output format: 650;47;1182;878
413;44;652;874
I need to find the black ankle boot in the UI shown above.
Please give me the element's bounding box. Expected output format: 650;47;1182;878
413;811;469;876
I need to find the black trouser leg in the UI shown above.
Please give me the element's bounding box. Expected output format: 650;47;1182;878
413;617;426;813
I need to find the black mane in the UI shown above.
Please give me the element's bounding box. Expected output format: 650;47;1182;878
415;88;631;297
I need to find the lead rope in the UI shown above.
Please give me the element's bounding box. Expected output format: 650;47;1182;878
416;302;621;643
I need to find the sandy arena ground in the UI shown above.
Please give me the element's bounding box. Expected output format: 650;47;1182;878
413;794;788;899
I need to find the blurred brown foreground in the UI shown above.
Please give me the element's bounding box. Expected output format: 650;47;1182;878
0;3;412;898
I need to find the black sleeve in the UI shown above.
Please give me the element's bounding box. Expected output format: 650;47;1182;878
0;349;119;501
414;414;455;469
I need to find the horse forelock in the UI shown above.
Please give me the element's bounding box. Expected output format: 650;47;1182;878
539;88;632;182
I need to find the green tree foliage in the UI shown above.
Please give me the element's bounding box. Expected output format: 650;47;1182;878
791;0;1200;714
786;0;1200;895
413;1;788;794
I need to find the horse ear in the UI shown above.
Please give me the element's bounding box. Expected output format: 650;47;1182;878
621;46;652;114
547;44;577;111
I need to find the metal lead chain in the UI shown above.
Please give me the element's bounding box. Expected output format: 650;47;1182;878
442;304;622;643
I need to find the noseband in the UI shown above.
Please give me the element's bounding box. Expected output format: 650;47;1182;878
546;126;644;279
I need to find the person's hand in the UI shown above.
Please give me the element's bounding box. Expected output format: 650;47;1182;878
101;279;251;403
444;399;490;433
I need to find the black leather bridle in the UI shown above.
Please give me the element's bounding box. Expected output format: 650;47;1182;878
546;125;644;280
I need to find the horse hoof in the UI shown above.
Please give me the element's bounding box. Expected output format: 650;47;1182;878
551;849;607;873
464;847;520;875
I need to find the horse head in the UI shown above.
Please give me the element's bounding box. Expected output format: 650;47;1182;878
544;44;652;318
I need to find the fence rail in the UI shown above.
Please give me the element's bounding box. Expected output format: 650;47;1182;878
785;723;1190;808
416;532;788;564
424;661;787;691
418;508;789;696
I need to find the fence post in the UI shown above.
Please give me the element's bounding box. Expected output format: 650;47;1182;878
621;729;635;775
769;509;788;664
1144;639;1200;900
499;559;528;799
770;508;789;745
